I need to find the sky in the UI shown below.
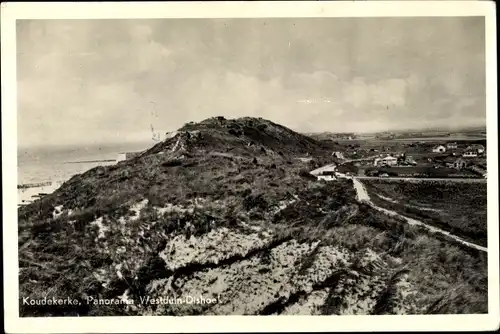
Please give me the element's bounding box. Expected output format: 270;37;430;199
17;17;486;147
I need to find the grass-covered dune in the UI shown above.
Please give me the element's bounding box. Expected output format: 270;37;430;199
18;117;487;316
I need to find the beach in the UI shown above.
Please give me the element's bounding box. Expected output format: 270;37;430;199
18;181;65;206
17;141;152;206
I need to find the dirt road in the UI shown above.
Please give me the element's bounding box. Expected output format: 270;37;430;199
351;177;487;253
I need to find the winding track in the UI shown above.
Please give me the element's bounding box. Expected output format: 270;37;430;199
351;177;487;253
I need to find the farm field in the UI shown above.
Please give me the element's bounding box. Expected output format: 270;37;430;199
363;166;480;178
361;179;487;247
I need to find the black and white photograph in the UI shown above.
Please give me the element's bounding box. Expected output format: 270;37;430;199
2;1;498;333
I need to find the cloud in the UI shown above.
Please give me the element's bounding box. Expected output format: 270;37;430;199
135;40;172;72
342;78;370;108
342;77;407;109
16;18;486;147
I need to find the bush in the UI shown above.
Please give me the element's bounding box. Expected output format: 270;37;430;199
228;129;242;137
298;169;316;181
162;159;183;167
243;193;269;211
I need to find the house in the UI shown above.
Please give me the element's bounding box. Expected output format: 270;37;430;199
462;151;478;158
432;145;446;153
374;155;398;167
310;164;337;177
466;144;485;154
317;171;337;181
116;152;141;163
446;142;458;149
405;155;417;165
332;151;345;159
453;158;468;169
382;156;398;166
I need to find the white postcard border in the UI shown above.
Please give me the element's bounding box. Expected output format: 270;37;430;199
2;1;498;333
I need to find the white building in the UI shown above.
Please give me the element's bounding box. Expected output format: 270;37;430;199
317;173;337;181
310;164;337;176
374;155;398;167
463;151;478;158
310;164;338;181
466;144;485;154
382;156;398;166
432;145;446;153
332;151;345;159
116;152;141;163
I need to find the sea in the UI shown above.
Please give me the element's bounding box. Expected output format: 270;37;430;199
17;141;154;205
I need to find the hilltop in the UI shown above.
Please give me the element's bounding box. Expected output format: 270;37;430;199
147;116;339;157
18;117;487;316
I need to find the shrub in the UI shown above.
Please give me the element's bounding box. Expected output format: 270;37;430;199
243;193;269;211
228;129;242;137
162;159;183;167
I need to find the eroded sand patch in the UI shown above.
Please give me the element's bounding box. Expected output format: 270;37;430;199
158;227;274;271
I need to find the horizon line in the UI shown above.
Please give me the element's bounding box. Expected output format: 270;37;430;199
17;123;487;150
